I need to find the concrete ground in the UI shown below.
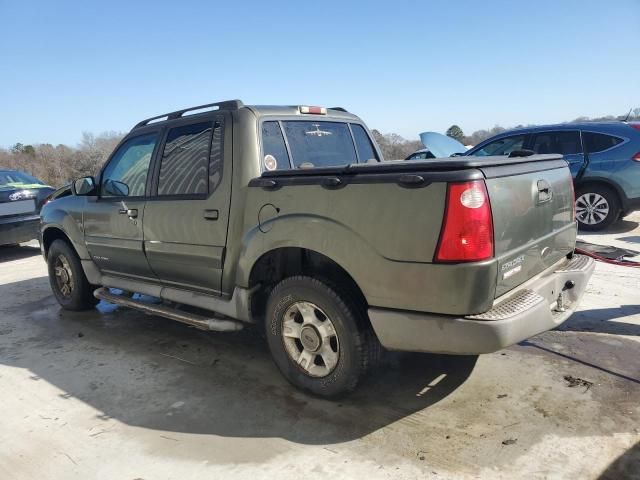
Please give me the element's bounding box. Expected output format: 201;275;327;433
1;215;639;480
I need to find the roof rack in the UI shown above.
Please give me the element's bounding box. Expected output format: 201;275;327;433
134;99;244;128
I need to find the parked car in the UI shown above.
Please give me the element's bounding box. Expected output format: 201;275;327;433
465;122;640;230
0;170;54;246
44;184;72;205
405;132;467;160
406;148;435;160
40;100;594;397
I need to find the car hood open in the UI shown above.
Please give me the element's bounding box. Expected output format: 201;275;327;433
419;132;467;158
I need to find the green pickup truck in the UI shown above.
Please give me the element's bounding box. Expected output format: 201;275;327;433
40;100;594;397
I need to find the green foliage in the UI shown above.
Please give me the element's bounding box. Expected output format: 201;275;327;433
446;125;464;142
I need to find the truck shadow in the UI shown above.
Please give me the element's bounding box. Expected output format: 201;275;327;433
0;244;41;262
579;219;639;235
0;277;477;446
597;441;640;479
558;306;640;337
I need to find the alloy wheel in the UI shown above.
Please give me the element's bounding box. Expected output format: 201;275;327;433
576;192;609;225
281;301;340;378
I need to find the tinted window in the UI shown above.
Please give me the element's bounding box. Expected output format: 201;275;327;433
158;122;211;196
101;133;157;197
351;124;378;163
209;118;224;193
532;131;582;155
583;132;623;153
282;121;358;168
407;151;435;160
474;135;526;156
262;121;291;170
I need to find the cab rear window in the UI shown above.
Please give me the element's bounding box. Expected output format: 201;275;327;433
261;120;377;170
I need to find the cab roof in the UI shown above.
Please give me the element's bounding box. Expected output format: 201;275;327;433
132;99;361;130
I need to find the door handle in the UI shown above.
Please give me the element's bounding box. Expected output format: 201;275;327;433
203;209;219;220
119;208;138;218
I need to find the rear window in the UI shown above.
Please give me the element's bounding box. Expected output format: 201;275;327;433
583;132;623;153
261;120;376;170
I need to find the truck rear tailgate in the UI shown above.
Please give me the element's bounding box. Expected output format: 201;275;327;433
479;158;575;297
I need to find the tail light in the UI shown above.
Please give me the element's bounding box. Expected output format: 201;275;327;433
435;180;494;262
632;152;640;162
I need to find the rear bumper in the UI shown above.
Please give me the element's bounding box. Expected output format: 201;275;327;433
368;254;595;355
0;215;40;245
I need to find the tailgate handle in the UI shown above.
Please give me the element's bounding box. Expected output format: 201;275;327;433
398;174;428;188
537;180;553;204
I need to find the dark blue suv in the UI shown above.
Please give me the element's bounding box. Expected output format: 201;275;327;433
466;122;640;230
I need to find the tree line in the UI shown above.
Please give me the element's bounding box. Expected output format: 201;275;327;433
2;108;639;187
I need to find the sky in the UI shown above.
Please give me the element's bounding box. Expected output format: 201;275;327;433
0;0;638;147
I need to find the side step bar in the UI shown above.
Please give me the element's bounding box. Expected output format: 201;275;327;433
93;287;243;332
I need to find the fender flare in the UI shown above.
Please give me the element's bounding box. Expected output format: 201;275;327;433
235;213;385;298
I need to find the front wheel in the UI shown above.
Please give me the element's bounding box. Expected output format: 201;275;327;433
265;276;375;397
575;185;620;231
47;239;99;311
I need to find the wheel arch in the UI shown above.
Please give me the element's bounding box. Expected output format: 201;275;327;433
574;177;626;210
247;247;368;325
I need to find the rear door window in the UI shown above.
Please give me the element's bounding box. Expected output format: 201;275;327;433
583;132;623;153
157;122;212;196
531;131;582;155
474;135;526;156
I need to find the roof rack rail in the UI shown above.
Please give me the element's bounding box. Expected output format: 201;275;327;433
328;107;348;112
134;99;244;128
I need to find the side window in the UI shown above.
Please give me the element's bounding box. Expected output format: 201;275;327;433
350;124;379;163
532;131;582;155
583;132;623;154
475;135;526;156
101;133;157;197
262;121;291;170
158;122;212;196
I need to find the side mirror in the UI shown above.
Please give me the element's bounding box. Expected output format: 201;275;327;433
73;176;96;196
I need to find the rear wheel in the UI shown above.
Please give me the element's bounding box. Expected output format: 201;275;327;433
47;239;98;311
265;276;376;397
575;185;620;231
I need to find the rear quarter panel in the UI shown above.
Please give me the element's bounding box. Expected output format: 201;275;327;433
237;179;498;314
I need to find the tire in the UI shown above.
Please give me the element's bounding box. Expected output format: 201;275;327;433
265;276;375;398
47;239;99;311
575;185;620;231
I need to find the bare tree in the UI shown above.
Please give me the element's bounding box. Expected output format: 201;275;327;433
0;132;123;187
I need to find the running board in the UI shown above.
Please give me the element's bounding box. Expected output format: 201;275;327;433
93;287;243;332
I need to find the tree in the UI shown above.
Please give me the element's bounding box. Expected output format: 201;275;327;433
446;125;464;142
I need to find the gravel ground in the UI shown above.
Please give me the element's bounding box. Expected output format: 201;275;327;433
0;214;639;479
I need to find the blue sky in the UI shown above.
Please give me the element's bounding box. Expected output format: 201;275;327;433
0;0;638;147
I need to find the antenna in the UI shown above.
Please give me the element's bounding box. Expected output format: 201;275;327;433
623;108;632;122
